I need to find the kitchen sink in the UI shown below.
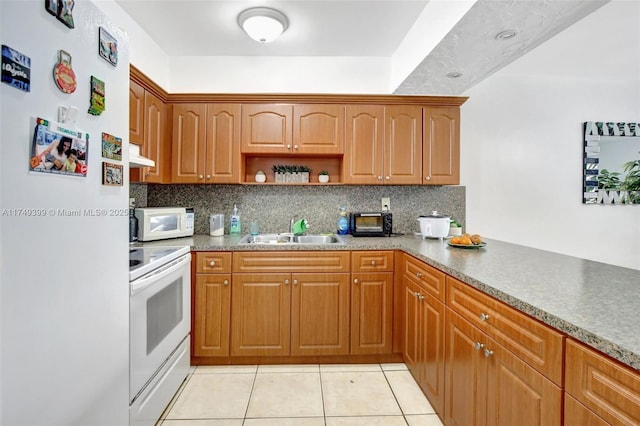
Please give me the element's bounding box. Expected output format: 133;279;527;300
237;233;344;245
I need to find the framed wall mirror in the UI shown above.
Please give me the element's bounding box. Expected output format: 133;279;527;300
583;122;640;204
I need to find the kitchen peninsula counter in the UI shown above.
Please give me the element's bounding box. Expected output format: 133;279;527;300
140;233;640;372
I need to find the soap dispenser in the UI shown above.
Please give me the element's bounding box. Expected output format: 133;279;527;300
337;206;349;235
230;204;241;235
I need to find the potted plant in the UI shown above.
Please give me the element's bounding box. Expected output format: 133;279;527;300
318;170;329;183
449;219;462;236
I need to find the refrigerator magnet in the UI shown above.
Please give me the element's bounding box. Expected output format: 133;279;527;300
1;45;31;92
56;0;75;29
53;49;76;94
88;76;105;116
102;162;123;186
98;27;118;67
101;132;122;161
44;0;57;17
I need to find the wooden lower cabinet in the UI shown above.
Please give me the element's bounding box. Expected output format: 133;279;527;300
565;339;640;425
444;308;562;426
350;272;394;354
231;272;350;357
564;394;609;426
193;274;231;357
404;274;445;415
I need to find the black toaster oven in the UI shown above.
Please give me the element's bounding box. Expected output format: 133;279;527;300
349;212;393;237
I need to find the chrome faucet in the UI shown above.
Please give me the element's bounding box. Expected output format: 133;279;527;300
289;216;296;234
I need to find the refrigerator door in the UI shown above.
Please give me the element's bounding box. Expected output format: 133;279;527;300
1;1;130;425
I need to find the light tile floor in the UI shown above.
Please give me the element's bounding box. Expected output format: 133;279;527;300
157;363;443;426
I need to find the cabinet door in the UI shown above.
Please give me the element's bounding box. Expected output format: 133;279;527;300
241;104;293;153
385;106;422;184
231;273;291;356
485;334;562;426
343;105;384;184
423;107;460;185
404;277;422;378
140;91;169;183
564;394;610;426
193;274;231;357
445;308;487;426
172;104;206;183
129;80;144;146
293;104;344;154
350;272;393;354
290;273;350;356
205;104;241;183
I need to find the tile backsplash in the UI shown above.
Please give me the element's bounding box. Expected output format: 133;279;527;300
131;183;465;236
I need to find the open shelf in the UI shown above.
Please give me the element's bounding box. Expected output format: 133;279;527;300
243;155;342;184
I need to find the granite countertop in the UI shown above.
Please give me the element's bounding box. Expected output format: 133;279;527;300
139;233;640;372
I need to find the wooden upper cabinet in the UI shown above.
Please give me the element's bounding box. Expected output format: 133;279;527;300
385;106;422;184
293;104;344;154
205;104;241;183
139;91;170;183
241;104;293;153
343;105;384;184
129;80;144;146
423;106;460;185
172;103;207;183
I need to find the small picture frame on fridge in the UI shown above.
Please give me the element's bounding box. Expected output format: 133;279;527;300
98;27;118;66
45;0;57;16
102;162;123;186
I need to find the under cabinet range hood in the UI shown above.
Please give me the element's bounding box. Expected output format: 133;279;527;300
129;144;155;168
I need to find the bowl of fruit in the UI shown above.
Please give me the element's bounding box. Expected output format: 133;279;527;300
448;233;486;249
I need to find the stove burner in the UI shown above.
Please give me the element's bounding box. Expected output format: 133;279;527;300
130;259;142;267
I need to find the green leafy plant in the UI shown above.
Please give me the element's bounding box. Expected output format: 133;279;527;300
621;160;640;203
319;170;329;176
597;169;622;190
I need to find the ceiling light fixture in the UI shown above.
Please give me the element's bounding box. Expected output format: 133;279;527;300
238;7;289;44
495;29;517;40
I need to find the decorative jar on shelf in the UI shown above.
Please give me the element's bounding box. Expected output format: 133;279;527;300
318;171;329;183
255;171;266;183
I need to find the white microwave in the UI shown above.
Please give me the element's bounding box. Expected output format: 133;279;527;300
134;207;194;242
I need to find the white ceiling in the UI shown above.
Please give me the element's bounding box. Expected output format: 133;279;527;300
114;0;611;95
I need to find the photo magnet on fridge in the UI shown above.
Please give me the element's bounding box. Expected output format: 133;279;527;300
98;27;118;66
101;132;122;161
29;117;89;178
88;76;105;116
1;45;31;92
56;0;75;28
53;49;77;94
102;162;123;186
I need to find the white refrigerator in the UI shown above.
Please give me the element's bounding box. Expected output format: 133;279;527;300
1;1;130;425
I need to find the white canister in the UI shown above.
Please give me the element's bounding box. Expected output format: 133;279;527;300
209;214;224;236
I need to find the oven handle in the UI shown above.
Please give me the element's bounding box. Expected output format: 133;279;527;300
130;254;191;296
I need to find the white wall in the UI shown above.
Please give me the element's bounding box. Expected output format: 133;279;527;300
94;0;170;89
461;0;640;270
168;56;390;93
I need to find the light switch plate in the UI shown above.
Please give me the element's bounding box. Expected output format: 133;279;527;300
381;197;390;211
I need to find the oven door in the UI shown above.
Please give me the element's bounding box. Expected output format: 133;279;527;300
130;253;191;402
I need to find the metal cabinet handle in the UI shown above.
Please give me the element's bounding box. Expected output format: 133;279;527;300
425;176;431;181
371;260;376;266
475;342;484;350
223;279;229;286
484;348;494;357
293;279;298;285
377;176;383;181
199;175;204;179
294;144;299;150
354;278;359;284
287;144;291;149
480;313;490;321
418;294;425;301
284;279;290;285
206;174;211;179
209;261;216;267
385;176;390;180
416;272;423;278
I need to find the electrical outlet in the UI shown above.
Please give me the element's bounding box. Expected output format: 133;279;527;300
381;197;390;212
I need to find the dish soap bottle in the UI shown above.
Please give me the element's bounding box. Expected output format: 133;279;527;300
230;204;241;235
337;206;349;235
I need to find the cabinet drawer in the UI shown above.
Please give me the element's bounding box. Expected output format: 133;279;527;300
196;252;232;273
351;251;394;272
233;251;350;273
564;394;609;426
402;254;445;302
446;276;563;385
565;339;640;425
